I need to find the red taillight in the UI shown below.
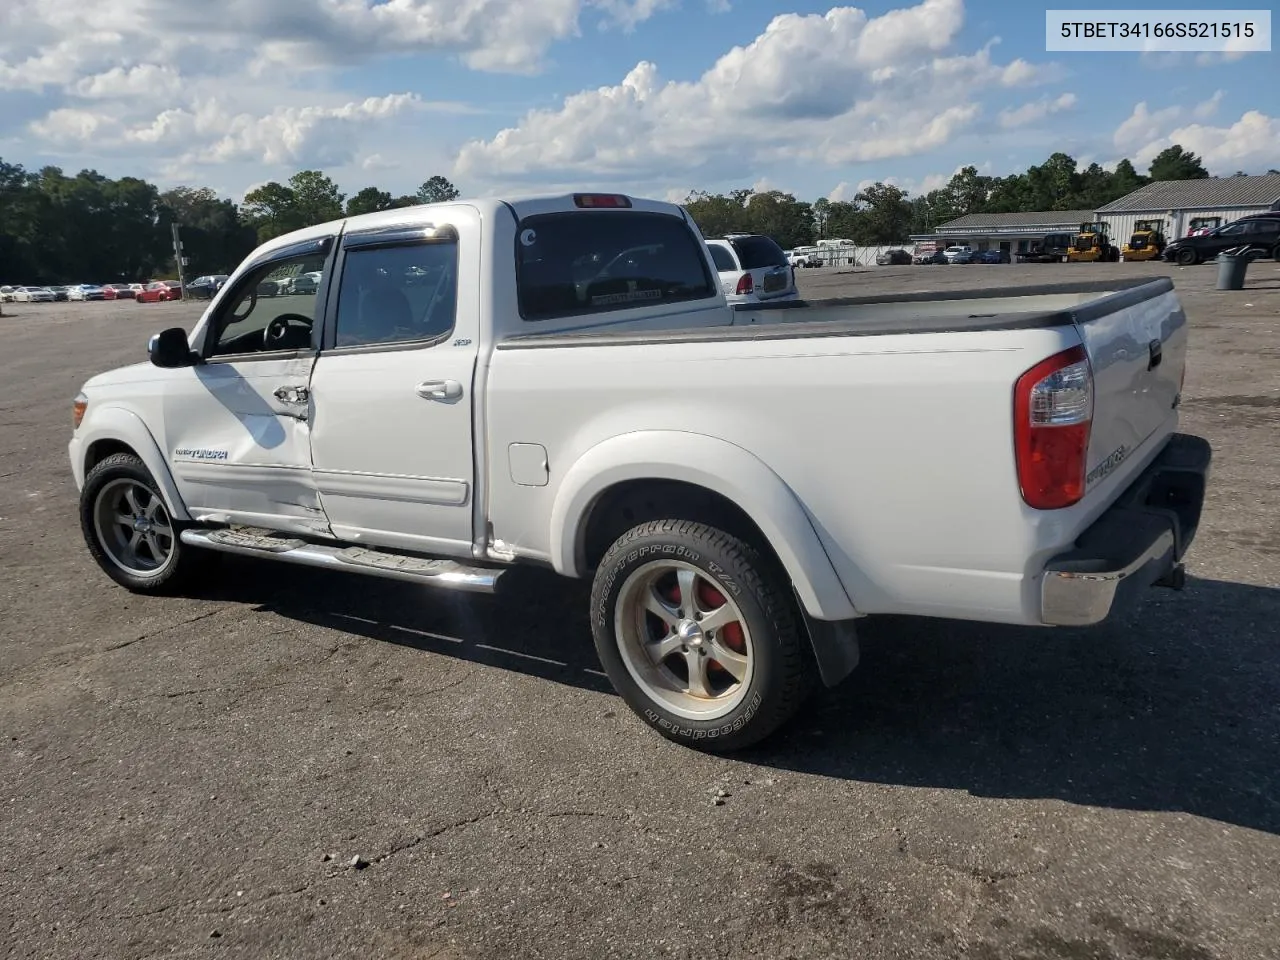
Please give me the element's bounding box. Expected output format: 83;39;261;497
735;273;754;295
573;193;632;208
1014;344;1093;510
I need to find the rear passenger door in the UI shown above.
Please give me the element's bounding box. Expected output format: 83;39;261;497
307;213;482;557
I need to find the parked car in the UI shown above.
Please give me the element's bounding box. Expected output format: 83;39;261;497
787;250;822;268
0;285;16;302
102;284;137;300
280;273;319;296
67;284;107;301
913;251;947;265
13;286;55;302
136;281;179;303
1162;217;1280;265
943;245;978;264
68;191;1209;752
45;285;71;301
875;249;912;266
186;275;229;300
706;234;799;303
977;249;1012;264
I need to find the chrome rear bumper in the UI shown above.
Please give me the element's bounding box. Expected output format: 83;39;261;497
1041;433;1211;627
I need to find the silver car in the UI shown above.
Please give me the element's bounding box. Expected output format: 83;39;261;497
14;286;56;302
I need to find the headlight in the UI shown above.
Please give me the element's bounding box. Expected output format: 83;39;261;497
73;391;88;430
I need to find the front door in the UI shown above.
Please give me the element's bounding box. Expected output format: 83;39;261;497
159;237;335;534
307;216;481;557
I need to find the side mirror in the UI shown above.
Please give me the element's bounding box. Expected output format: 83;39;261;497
149;327;197;368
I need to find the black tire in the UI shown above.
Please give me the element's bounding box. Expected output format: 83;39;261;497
79;453;204;593
1176;248;1197;266
590;519;817;752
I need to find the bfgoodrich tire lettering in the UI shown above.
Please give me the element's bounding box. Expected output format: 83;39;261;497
590;519;816;751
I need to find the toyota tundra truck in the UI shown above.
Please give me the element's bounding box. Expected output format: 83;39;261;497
68;192;1211;751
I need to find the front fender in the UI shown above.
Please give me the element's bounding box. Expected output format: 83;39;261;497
549;431;858;622
70;406;190;521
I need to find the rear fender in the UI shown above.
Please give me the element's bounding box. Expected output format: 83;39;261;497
549;431;858;622
73;406;191;521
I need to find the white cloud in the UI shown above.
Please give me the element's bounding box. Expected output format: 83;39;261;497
1113;101;1183;153
998;92;1077;129
361;154;399;172
1134;110;1279;172
455;0;1064;187
827;182;851;202
31;93;424;169
1114;93;1256;169
591;0;676;31
1193;90;1224;120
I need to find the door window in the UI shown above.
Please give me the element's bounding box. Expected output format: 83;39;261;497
332;241;458;348
207;252;328;359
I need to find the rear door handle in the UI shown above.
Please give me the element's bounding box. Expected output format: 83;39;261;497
416;379;463;401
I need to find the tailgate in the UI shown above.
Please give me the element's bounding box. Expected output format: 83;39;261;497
1076;281;1187;493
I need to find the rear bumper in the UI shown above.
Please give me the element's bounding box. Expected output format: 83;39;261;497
1040;433;1211;627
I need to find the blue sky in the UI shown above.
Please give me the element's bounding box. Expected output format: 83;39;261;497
0;0;1274;204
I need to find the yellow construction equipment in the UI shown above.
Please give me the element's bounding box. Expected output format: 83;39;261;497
1066;221;1120;263
1121;219;1167;262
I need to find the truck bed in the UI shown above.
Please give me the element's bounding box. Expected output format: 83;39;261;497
486;275;1187;627
497;278;1172;346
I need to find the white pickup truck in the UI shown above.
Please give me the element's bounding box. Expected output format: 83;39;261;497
69;192;1211;750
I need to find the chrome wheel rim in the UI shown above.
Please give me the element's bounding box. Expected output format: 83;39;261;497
92;479;175;578
614;560;754;722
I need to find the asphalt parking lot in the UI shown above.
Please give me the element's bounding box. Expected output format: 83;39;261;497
2;260;1278;960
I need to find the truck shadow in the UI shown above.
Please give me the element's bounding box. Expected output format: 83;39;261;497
204;562;1280;835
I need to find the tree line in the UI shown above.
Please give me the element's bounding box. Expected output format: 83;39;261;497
685;145;1265;251
0;163;461;285
2;145;1273;284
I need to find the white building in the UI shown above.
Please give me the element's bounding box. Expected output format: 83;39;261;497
1096;174;1280;244
909;210;1096;255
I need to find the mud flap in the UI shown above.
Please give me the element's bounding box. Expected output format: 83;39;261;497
795;589;860;688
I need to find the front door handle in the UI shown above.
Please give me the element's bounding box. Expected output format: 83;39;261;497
416;379;463;401
273;385;309;405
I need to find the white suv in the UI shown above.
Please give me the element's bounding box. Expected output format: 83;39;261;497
706;235;799;304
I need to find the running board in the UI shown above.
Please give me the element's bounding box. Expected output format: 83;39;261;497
179;528;503;594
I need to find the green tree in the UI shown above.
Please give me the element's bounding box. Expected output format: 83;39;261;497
811;196;831;239
241;181;299;242
346;187;394;216
682;190;752;238
289;170;344;225
1148;145;1209;181
416;175;460;204
743;191;815;249
853;182;912;243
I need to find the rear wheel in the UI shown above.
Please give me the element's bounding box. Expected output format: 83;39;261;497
590;520;816;752
80;453;204;593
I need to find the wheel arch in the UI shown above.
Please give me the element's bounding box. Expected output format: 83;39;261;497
76;407;191;521
549;431;858;622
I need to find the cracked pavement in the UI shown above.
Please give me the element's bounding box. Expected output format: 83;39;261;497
2;261;1279;959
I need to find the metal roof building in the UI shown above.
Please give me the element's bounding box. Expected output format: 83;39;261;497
910;210;1096;254
1096;174;1280;245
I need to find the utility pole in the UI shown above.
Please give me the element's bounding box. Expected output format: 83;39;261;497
171;223;187;299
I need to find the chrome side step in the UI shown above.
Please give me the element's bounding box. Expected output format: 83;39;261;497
180;528;503;594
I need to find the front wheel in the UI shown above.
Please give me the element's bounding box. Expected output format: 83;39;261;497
590;520;816;752
80;453;204;592
1176;248;1197;266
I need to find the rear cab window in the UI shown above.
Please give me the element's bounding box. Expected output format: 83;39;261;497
516;211;716;321
729;236;787;270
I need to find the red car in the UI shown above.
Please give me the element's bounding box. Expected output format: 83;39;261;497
135;281;181;303
102;284;137;300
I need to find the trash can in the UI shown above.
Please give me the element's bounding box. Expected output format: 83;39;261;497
1216;252;1249;290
